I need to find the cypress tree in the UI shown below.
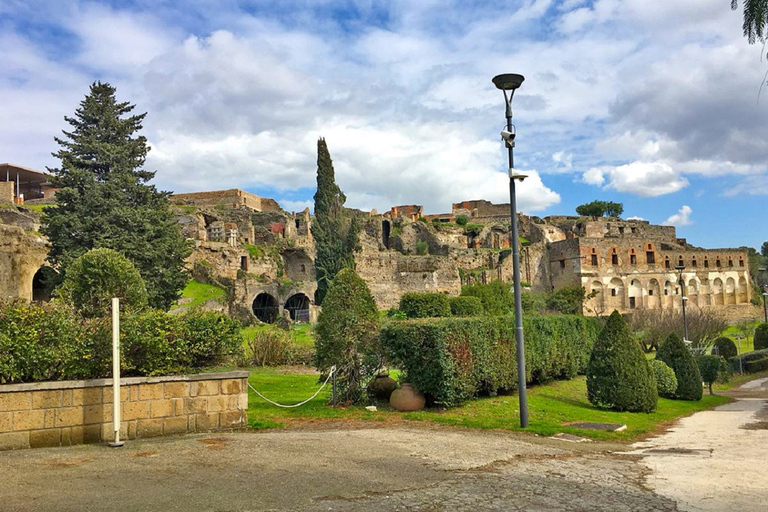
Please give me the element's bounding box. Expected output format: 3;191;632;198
311;138;359;305
656;332;703;401
586;310;658;412
42;82;190;310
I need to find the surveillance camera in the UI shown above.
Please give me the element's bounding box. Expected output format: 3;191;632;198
509;169;528;181
500;129;515;141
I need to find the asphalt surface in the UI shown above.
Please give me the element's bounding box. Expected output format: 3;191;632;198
0;378;766;512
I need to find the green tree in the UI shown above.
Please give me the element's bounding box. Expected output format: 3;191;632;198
656;332;703;401
311;138;359;305
314;268;381;404
42;82;190;310
57;248;148;318
575;200;623;218
697;355;725;395
586;310;658;412
732;1;768;43
755;323;768;350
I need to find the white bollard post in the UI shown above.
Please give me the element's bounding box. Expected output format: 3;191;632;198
109;297;125;447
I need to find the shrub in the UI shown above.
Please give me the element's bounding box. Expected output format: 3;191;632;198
179;311;242;368
697;355;726;395
712;336;738;360
449;296;484;317
415;240;429;255
461;280;514;316
385;307;407;320
754;323;768;350
315;268;381;404
545;285;588;315
656;332;702;401
731;348;768;373
380;314;600;407
586;311;657;412
399;292;451;319
650;359;678;398
247;326;295;366
455;215;469;226
57;248;148;318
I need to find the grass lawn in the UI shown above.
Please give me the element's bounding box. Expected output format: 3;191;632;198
180;280;225;309
245;366;754;441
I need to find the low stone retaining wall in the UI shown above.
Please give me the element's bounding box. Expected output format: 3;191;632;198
0;371;249;450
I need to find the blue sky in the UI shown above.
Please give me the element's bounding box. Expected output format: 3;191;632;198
1;1;766;250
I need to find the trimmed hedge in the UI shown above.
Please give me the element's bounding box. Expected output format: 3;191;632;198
650;359;678;398
460;280;514;316
754;323;768;351
586;311;657;413
0;299;243;384
380;314;601;407
712;336;737;360
656;332;702;401
399;292;451;319
449;296;484;317
731;348;768;373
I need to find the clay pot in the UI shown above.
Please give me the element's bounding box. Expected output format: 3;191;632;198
389;383;426;412
367;374;398;400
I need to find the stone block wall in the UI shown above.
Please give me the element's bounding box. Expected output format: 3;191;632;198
0;371;248;451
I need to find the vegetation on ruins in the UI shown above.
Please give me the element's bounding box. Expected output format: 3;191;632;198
575;200;623;218
586;311;658;413
311;138;360;305
314;268;381;404
656;332;703;401
42;82;190;310
448;296;484;317
0;299;242;384
380;314;599;407
399;292;451;318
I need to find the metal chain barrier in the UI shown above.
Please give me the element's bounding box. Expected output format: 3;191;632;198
247;366;336;408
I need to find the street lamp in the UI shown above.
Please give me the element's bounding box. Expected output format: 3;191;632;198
759;268;767;323
492;73;528;428
675;265;689;343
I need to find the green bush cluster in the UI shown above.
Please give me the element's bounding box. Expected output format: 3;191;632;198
586;311;657;413
380;314;600;407
731;348;768;373
455;215;469;226
656;333;702;401
712;336;738;360
649;359;678;398
0;299;242;384
460;280;514;316
399;292;451;319
754;323;768;350
448;296;484;317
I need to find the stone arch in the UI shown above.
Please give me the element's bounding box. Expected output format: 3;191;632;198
687;278;699;306
628;279;642;309
647;278;661;309
699;278;711;306
31;266;57;302
664;280;675;308
252;293;279;323
587;280;604;314
738;276;749;304
725;277;736;304
608;277;625;309
284;293;311;322
712;278;724;305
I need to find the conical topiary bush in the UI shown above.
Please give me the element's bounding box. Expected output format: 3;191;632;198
656;332;702;401
587;310;658;412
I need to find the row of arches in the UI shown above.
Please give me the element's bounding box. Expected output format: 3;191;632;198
588;275;751;312
252;292;311;323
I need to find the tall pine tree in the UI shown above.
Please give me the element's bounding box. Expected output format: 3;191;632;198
42;82;190;310
311;138;359;305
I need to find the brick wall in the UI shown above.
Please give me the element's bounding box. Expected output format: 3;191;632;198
0;371;248;450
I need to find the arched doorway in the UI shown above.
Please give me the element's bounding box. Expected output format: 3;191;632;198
32;266;57;302
284;293;311;322
252;293;279;323
647;279;661;309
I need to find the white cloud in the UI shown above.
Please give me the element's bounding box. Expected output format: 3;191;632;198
663;205;693;226
582;162;688;197
626;216;646;221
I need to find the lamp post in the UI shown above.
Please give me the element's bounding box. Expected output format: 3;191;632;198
492;73;528;428
675;265;689;343
759;268;767;323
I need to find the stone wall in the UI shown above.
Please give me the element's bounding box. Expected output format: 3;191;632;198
0;182;13;203
0;223;48;301
172;189;281;213
0;371;248;451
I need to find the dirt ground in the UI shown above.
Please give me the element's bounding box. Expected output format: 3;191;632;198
0;378;766;512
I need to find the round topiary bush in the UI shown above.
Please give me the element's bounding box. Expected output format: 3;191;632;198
650;359;678;398
315;268;381;404
656;332;702;401
712;336;738;360
586;310;658;412
449;296;484;317
57;248;148;318
399;292;451;318
754;323;768;351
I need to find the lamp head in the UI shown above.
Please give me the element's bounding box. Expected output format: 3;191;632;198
492;73;525;91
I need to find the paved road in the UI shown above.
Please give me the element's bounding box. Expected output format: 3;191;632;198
1;378;766;512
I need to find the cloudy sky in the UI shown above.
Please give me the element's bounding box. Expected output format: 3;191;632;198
2;0;766;250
